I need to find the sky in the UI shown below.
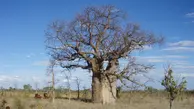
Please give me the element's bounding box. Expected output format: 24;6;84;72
0;0;194;90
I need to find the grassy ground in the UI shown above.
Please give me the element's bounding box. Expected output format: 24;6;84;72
0;90;193;109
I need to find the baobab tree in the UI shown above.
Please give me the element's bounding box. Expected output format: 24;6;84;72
45;5;163;104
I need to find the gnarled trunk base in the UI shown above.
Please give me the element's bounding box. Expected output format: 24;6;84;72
92;73;116;104
92;73;102;103
102;75;116;104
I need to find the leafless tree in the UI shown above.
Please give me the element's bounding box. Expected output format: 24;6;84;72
45;5;163;104
74;76;82;99
34;82;39;93
47;59;57;103
14;83;17;90
64;71;72;103
13;76;20;90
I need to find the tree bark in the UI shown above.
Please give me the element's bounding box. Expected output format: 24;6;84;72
92;72;102;103
101;59;118;104
77;86;80;99
52;71;55;103
92;73;117;104
91;58;117;104
101;75;116;104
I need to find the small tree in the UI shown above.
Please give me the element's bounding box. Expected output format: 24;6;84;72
23;84;32;91
82;86;90;101
47;59;58;103
23;84;32;97
145;86;158;93
161;67;187;109
64;72;72;103
116;86;122;99
43;86;52;91
74;77;82;99
34;82;39;93
9;87;13;91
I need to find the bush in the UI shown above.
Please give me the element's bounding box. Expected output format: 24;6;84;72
161;67;187;109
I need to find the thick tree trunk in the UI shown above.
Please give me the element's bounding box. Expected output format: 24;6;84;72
92;73;116;104
101;75;117;104
91;59;117;104
92;73;102;103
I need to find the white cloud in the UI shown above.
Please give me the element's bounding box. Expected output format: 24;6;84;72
162;40;194;52
180;73;194;77
40;52;45;55
147;58;165;63
26;55;31;58
174;65;194;69
61;76;79;83
186;12;194;17
26;53;36;58
164;55;188;58
33;60;49;66
168;40;194;47
0;75;21;82
142;45;152;50
185;13;194;23
162;47;194;52
141;55;187;59
32;76;42;82
0;76;10;82
135;55;188;63
2;65;12;68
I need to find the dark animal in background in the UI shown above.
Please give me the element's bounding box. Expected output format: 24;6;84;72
5;106;10;109
34;93;42;99
43;92;50;99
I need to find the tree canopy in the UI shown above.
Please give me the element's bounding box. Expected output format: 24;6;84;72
45;5;163;104
23;84;32;90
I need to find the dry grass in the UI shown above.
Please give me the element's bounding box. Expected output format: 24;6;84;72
0;90;193;109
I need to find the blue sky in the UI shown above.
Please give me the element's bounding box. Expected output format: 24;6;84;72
0;0;194;90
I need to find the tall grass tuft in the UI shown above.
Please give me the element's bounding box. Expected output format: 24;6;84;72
13;97;25;109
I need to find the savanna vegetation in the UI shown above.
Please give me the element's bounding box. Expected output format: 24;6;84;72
0;5;193;109
0;88;194;109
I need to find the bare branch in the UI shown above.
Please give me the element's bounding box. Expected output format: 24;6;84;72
45;5;164;103
60;63;91;70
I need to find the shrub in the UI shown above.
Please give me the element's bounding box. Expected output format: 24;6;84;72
161;67;187;109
